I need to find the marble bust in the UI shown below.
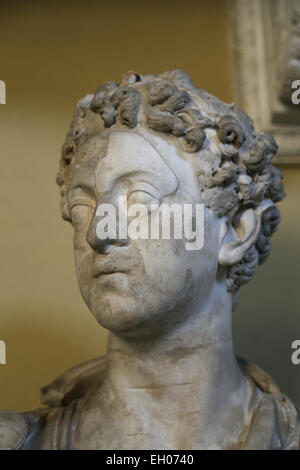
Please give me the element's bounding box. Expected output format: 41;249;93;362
0;69;299;450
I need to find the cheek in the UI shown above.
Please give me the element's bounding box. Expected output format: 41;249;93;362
130;215;219;297
188;215;220;292
72;207;93;272
131;238;193;295
73;232;89;279
73;239;95;305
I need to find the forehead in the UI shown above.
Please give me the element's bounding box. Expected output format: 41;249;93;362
68;127;199;195
96;130;179;193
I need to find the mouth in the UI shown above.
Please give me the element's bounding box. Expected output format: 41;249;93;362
92;260;131;278
93;269;129;278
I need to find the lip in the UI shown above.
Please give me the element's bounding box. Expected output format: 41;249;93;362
93;268;129;278
92;259;131;278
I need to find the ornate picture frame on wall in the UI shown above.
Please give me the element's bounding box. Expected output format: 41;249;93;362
229;0;300;164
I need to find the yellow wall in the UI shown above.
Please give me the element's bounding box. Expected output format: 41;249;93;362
0;0;299;411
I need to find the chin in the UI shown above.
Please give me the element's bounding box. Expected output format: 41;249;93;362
92;299;151;336
86;288;172;338
79;272;193;337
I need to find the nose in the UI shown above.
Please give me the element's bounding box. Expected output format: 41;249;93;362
86;200;129;254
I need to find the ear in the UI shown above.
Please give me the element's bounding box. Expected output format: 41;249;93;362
218;200;274;266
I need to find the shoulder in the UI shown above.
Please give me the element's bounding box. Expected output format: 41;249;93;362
41;356;107;407
0;408;53;450
0;410;31;449
0;357;107;450
237;357;300;450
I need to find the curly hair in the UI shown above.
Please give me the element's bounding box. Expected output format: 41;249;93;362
57;69;285;307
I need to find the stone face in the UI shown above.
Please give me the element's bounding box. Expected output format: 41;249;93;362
0;69;298;450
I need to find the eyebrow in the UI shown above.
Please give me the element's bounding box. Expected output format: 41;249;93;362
67;184;95;199
105;170;170;195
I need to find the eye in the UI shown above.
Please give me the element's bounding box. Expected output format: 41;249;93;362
127;190;158;206
67;186;96;215
67;189;95;228
127;183;160;208
69;197;95;211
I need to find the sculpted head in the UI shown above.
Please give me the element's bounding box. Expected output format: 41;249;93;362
56;70;285;338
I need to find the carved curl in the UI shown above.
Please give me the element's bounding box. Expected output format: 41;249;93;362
216;115;246;148
182;129;206;153
146;79;177;105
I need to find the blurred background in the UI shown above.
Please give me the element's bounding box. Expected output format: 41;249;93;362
0;0;299;411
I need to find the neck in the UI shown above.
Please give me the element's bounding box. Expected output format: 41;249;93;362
103;283;251;448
